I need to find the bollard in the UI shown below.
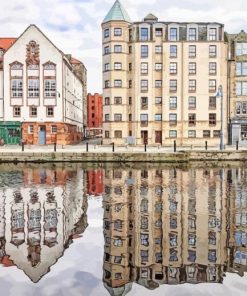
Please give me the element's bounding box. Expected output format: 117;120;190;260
144;143;147;152
86;142;89;152
22;142;24;152
236;140;239;151
174;140;176;152
54;142;57;152
112;142;115;152
101;139;103;145
205;141;208;151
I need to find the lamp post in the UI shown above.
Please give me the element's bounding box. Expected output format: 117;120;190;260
216;85;224;150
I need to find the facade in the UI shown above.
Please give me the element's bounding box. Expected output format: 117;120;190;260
102;166;231;294
228;30;247;144
1;25;87;145
87;93;103;137
102;0;228;146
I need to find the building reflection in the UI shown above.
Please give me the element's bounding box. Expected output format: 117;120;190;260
0;165;88;282
87;169;104;196
102;167;247;295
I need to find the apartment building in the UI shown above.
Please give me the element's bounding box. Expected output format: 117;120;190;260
102;0;228;146
0;25;87;145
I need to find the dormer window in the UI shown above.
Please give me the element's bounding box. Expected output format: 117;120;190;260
188;28;197;41
170;28;178;41
155;28;162;37
0;48;4;57
140;28;148;41
209;28;217;41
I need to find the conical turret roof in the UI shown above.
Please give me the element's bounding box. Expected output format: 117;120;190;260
103;0;131;23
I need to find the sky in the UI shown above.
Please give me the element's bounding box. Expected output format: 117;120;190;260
1;0;247;93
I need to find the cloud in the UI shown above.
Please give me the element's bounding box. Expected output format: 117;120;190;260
1;0;247;92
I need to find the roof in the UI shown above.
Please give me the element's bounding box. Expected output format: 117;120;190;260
103;0;131;23
70;56;83;65
0;38;17;51
144;13;158;21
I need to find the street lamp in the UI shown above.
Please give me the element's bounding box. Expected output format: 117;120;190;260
216;85;224;150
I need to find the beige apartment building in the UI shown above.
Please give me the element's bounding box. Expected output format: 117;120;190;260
102;0;228;146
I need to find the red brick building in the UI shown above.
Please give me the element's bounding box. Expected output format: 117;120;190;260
87;93;103;137
87;169;103;196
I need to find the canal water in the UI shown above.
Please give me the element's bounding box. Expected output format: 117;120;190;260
0;163;246;296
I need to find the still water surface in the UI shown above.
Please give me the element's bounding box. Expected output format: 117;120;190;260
0;163;246;296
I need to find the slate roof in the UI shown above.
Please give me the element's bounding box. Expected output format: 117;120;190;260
103;0;131;23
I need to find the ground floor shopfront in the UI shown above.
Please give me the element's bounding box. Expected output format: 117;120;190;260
230;118;247;145
0;122;21;145
22;122;82;145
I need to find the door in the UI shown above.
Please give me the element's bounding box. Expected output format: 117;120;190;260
141;131;148;144
155;131;162;144
38;126;46;145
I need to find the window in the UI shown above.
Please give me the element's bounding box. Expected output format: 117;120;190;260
236;62;247;76
209;113;216;125
28;79;39;97
169;130;177;138
209;96;216;108
129;45;132;53
141;80;148;91
30;106;37;117
155;114;162;121
155;28;162;37
104;46;110;54
129;97;132;105
104;28;110;38
170;80;177;92
114;28;122;36
141;62;148;74
51;125;57;134
141;97;148;109
155;63;162;71
189;62;196;75
236;43;247;56
114;45;122;53
188;113;196;126
141;250;149;263
155;46;162;54
11;79;23;98
141;234;149;246
155;97;162;104
209;79;216;92
155;80;162;88
236;102;247;115
213;130;220;137
169;96;177;109
189;45;196;58
105;131;109;138
141;45;148;58
44;79;56;97
114;62;122;70
140;114;148;126
105;97;110;105
129;63;132;71
236;82;247;95
188;28;197;41
170;45;177;58
104;63;110;71
170;28;178;41
114;80;122;87
114;130;122;138
140;28;148;41
188;130;196;138
28;125;34;134
170;62;177;74
188;234;197;246
209;45;217;57
105;114;109;122
188;96;196;109
209;62;217;75
114;238;123;247
47;107;54;117
189;79;196;92
203;130;211;138
169;113;177;125
114;97;122;104
105;80;110;88
209;28;217;41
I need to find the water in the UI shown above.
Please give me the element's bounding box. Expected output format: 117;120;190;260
0;163;246;296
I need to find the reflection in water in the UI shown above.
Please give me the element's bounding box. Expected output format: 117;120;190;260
102;167;247;295
0;165;88;283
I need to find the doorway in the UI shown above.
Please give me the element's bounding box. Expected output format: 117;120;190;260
141;131;148;144
155;131;162;144
38;126;46;145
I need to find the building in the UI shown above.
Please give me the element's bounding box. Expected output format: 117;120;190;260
87;93;103;138
102;166;230;293
228;31;247;145
102;0;228;146
87;169;104;196
0;25;87;145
